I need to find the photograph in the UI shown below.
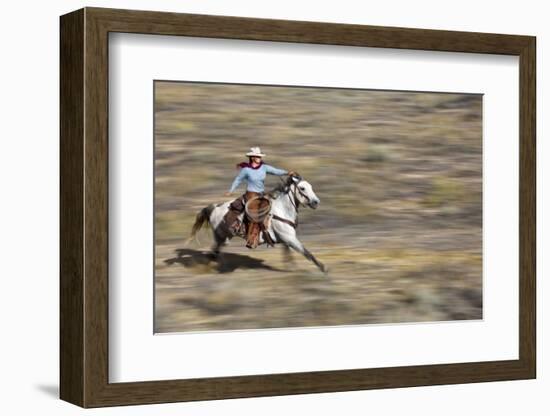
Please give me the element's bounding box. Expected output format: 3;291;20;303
154;81;483;333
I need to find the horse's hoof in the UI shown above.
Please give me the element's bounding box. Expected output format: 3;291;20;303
321;265;329;275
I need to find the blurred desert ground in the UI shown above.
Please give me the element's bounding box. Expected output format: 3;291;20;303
154;81;482;333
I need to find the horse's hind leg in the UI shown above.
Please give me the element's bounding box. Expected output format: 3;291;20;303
212;232;227;260
211;230;229;270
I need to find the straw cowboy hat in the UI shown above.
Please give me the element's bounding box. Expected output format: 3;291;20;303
245;147;266;158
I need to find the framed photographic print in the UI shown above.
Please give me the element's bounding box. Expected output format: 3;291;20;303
60;7;536;408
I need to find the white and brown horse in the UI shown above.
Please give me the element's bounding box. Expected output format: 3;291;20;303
188;175;327;273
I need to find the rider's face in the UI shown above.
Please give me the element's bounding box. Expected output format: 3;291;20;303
251;156;262;165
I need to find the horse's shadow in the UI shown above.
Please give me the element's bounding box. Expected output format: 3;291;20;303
164;248;285;274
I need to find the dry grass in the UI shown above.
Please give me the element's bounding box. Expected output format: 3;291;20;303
154;82;482;333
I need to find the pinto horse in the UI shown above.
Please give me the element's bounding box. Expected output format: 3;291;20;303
188;175;327;273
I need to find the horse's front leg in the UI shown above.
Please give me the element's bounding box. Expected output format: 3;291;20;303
282;244;296;268
285;236;327;274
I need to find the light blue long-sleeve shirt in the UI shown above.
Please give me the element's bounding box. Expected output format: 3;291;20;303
229;163;288;193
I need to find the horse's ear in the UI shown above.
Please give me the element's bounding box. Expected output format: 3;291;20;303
291;175;301;183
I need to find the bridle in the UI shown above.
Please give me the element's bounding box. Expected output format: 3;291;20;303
270;176;312;229
276;175;308;208
288;178;314;213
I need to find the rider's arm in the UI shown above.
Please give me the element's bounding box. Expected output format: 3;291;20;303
228;168;247;193
264;164;288;176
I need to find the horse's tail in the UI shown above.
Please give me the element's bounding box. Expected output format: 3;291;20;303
191;204;215;237
185;204;216;245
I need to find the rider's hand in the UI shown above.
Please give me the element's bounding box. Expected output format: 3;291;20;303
224;191;233;197
288;170;298;177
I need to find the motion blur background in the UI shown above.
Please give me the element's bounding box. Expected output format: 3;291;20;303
155;81;482;333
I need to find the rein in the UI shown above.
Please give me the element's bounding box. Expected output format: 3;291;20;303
271;178;305;229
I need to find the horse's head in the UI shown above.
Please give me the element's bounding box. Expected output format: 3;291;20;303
289;175;320;209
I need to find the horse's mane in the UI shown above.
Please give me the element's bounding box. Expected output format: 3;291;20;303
267;176;299;199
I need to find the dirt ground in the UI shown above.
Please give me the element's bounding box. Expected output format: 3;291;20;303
154;82;482;333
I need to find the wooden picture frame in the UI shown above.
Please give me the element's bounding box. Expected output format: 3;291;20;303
60;7;536;408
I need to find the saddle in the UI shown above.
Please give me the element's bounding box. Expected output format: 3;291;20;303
243;195;276;249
